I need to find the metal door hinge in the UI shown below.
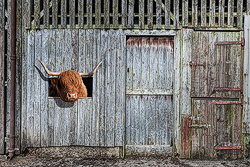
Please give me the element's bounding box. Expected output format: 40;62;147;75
189;124;211;128
214;146;243;150
215;38;245;50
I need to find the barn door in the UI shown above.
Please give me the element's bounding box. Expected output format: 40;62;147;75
125;37;174;155
190;32;243;159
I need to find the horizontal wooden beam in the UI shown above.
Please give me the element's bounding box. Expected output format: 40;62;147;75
126;89;173;96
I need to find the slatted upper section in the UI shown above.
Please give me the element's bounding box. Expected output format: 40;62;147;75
21;0;247;30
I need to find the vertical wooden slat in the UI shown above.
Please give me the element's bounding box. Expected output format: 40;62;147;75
237;0;243;29
47;30;56;146
149;37;158;89
165;0;170;29
44;0;49;29
70;0;75;28
248;1;250;15
219;0;224;27
192;0;198;27
77;100;84;145
174;0;179;29
148;0;153;29
201;0;206;27
33;31;42;147
0;28;4;154
128;0;134;28
95;0;101;28
61;0;67;28
40;30;49;147
52;0;58;28
104;0;109;29
27;31;35;147
180;115;191;158
54;30;64;146
25;0;31;29
70;102;77;145
100;30;108;146
132;37;141;89
141;37;149;89
34;0;40;29
209;0;215;27
71;29;79;71
126;38;133;90
0;0;4;28
87;0;92;28
113;0;118;29
182;0;188;27
227;0;234;27
122;0;127;29
156;0;161;29
139;0;144;29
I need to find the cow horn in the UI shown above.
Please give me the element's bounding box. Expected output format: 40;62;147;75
38;60;61;76
79;61;102;76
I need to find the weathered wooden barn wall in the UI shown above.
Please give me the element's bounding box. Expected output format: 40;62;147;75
0;0;5;154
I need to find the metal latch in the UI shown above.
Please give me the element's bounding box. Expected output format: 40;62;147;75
189;116;200;121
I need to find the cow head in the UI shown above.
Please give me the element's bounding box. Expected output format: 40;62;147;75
39;60;102;102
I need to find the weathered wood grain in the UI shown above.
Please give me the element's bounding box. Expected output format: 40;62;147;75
147;0;153;29
248;1;250;15
113;0;118;29
71;29;79;71
219;0;225;27
228;0;234;27
237;0;243;29
201;0;206;27
180;115;190;158
34;0;40;29
104;0;109;28
52;0;58;28
182;0;188;27
25;0;31;29
43;0;49;29
139;0;144;29
192;0;198;27
0;0;4;28
0;28;4;154
95;0;101;28
78;0;84;28
122;0;127;29
174;0;179;29
209;0;215;27
61;0;67;28
70;0;75;28
165;0;170;29
128;0;135;29
156;0;161;29
87;0;92;28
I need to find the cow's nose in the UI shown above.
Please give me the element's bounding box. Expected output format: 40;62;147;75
68;93;77;99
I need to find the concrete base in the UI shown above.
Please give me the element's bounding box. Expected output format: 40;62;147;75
126;145;173;157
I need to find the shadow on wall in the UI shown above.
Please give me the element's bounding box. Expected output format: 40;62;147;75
34;65;74;108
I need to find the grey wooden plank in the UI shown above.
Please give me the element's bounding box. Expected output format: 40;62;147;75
237;0;243;29
40;30;49;147
132;37;141;89
130;96;135;145
166;37;174;89
149;37;158;89
71;29;79;71
87;0;92;28
54;30;64;146
158;37;166;89
92;29;101;146
44;0;49;29
156;0;161;29
27;31;35;147
70;0;75;28
139;0;144;29
79;30;86;73
174;0;179;29
95;0;101;28
34;0;40;29
0;28;4;154
148;0;153;29
0;0;4;28
182;0;188;27
86;29;93;73
228;0;234;27
219;0;224;27
47;30;56;146
128;0;135;28
61;0;67;28
84;98;93;146
115;30;125;146
201;0;206;27
192;0;198;27
149;96;156;145
107;30;116;146
165;0;170;29
100;30;108;146
52;0;58;28
77;99;84;145
141;37;150;89
122;0;127;29
70;102;77;145
33;30;42;147
113;0;118;29
25;0;31;29
104;0;109;29
126;37;133;90
78;0;84;28
134;96;140;145
209;0;215;27
125;96;131;145
248;1;250;15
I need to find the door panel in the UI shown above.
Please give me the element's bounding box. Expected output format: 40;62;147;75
126;37;174;147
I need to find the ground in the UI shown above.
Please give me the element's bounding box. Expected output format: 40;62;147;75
1;155;250;167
